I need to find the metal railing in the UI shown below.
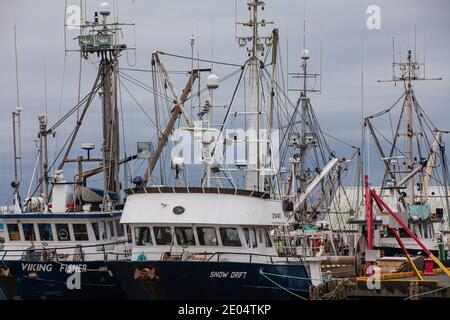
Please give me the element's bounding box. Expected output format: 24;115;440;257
205;251;305;264
0;241;130;262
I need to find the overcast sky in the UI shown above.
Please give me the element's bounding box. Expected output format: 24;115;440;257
1;0;449;205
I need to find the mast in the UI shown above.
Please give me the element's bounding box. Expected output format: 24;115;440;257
247;0;261;191
236;0;273;192
73;2;131;208
378;49;442;206
404;51;416;205
11;110;22;212
38;116;49;210
288;43;322;221
11;16;22;212
299;50;309;196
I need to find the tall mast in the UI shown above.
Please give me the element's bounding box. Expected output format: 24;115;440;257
11;14;23;212
38;116;49;210
378;49;442;206
75;2;131;209
405;52;415;205
236;0;273;192
299;50;309;196
288;43;322;220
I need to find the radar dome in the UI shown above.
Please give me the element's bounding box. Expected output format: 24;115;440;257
207;74;219;89
99;2;111;16
301;48;310;60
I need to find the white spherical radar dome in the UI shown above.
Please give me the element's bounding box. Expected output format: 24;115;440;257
301;48;310;60
99;2;111;16
206;74;219;89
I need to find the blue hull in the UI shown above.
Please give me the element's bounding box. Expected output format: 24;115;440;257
0;260;311;300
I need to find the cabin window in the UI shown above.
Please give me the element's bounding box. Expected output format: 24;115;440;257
134;227;152;246
243;227;257;248
108;221;115;238
22;223;36;241
219;228;242;247
92;222;107;240
99;222;108;239
153;227;172;245
126;225;132;243
116;219;124;237
73;224;89;241
38;223;54;241
56;224;71;241
92;223;100;240
263;229;273;247
197;227;218;246
258;229;263;244
7;224;21;241
175;227;196;246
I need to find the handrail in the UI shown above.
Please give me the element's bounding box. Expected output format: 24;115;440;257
0;240;130;262
0;240;128;253
206;251;304;264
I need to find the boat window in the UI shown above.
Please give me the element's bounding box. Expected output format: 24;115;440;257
134;227;152;246
73;224;89;241
175;227;196;246
197;227;218;246
56;224;71;241
219;228;242;247
126;225;132;243
153;227;172;245
38;223;54;241
92;222;107;240
243;227;257;248
263;229;273;247
108;221;115;238
116;219;124;237
92;222;100;240
22;223;36;241
7;224;21;241
258;229;263;244
99;222;108;240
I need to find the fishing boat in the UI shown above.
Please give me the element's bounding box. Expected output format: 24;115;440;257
0;1;327;300
349;49;450;266
0;2;134;300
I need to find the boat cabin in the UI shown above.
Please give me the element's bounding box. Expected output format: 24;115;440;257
0;212;130;261
122;188;289;263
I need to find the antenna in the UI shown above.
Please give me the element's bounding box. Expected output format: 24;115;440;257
302;0;307;52
378;48;442;84
12;2;23;211
44;59;48;116
414;24;417;61
235;0;273;58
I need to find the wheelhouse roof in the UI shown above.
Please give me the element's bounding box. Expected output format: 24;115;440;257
125;187;271;199
121;191;287;226
0;211;122;220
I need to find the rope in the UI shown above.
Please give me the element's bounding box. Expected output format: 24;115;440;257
320;282;344;300
404;283;450;300
157;50;243;67
260;269;356;285
258;269;308;300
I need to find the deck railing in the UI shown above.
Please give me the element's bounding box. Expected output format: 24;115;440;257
205;251;304;264
0;241;130;262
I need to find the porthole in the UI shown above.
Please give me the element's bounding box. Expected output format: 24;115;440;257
173;206;185;215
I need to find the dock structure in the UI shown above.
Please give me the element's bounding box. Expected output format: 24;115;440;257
309;267;450;300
